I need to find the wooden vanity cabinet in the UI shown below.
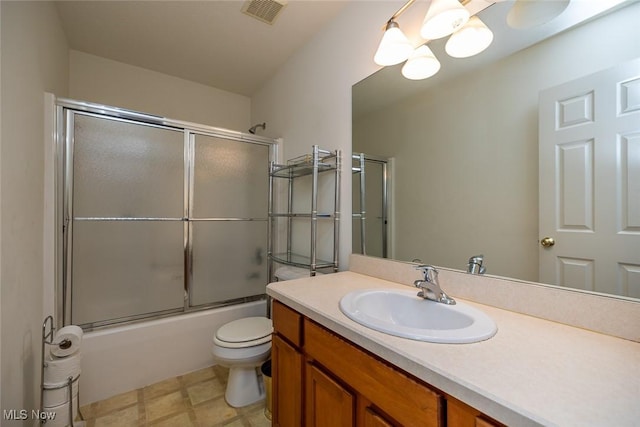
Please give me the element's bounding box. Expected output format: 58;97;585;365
272;300;304;427
271;300;502;427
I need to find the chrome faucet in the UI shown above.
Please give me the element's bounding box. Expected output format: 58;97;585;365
467;254;486;275
414;265;456;305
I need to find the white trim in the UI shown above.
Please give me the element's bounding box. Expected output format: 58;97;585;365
43;93;56;321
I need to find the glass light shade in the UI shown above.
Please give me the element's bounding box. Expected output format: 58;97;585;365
445;16;494;58
507;0;570;29
401;45;441;80
374;21;414;66
420;0;470;40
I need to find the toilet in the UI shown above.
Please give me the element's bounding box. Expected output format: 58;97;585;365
211;316;273;407
211;266;315;407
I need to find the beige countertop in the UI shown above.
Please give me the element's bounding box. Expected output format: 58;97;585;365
267;271;640;427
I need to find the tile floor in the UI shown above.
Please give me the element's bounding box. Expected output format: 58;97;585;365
79;365;271;427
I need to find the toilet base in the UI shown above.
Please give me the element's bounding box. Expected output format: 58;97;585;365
225;366;265;408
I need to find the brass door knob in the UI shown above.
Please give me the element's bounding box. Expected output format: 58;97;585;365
540;237;555;247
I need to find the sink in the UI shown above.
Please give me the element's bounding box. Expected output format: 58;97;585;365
339;288;497;343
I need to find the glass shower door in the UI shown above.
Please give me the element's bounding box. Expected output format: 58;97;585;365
189;134;269;306
70;113;186;326
352;156;388;258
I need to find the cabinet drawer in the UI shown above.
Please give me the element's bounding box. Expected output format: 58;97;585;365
304;319;443;427
273;300;303;347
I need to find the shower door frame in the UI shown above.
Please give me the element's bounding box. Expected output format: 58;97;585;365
55;98;278;329
352;153;390;258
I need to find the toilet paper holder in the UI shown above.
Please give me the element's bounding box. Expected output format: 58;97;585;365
41;316;82;426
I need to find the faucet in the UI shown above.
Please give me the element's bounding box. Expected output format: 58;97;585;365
414;265;456;305
467;254;486;275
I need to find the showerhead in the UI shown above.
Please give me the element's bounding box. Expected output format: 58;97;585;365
248;122;266;134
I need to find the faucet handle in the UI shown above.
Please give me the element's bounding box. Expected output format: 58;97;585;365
415;264;438;281
467;254;486;275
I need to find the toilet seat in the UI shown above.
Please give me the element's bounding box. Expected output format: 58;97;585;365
214;317;272;349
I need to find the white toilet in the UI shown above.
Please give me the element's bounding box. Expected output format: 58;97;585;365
211;267;316;407
211;316;273;408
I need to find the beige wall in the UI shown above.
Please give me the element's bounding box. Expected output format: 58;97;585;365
0;0;69;419
70;50;251;131
353;4;640;281
0;8;253;415
251;1;390;269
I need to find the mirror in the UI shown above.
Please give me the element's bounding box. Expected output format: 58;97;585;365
352;0;640;300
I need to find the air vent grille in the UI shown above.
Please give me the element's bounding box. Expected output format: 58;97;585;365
242;0;287;25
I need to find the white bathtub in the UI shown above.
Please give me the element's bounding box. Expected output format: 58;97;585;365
78;300;267;405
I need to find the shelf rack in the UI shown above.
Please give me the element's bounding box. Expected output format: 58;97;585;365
41;316;81;426
268;145;341;278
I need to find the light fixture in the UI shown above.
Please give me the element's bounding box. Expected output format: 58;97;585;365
374;20;414;66
507;0;570;29
373;0;496;81
420;0;470;40
402;45;441;80
445;16;494;58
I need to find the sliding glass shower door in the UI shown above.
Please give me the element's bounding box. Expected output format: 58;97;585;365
63;105;273;328
70;114;186;326
190;134;269;306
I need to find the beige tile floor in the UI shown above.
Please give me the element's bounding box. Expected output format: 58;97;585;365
79;365;271;427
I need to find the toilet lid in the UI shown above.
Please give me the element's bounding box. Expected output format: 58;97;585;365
215;317;273;344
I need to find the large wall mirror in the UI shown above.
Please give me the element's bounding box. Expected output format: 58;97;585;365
352;0;640;301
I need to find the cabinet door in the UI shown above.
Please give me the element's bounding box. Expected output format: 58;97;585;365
447;397;503;427
272;334;303;427
306;362;355;427
362;407;394;427
305;319;443;427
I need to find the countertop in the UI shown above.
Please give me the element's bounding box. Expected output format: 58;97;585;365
266;271;640;427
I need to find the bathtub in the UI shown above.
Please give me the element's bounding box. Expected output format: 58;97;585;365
78;300;267;405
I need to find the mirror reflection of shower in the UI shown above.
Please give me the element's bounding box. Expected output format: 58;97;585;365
352;153;390;259
248;122;266;134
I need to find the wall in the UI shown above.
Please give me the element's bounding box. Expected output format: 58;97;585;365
251;1;394;269
353;4;640;282
0;1;69;422
69;50;251;131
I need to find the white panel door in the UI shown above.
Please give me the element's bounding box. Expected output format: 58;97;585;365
539;58;640;297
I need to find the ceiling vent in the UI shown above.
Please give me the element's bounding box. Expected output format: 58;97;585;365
242;0;287;25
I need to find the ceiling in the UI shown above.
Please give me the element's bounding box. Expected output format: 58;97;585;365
55;0;348;97
55;0;636;101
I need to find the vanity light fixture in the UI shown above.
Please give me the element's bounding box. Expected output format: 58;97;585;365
374;0;495;80
420;0;470;40
402;44;441;80
374;20;414;66
445;16;494;58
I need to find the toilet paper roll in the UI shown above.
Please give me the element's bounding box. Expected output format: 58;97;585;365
44;351;82;384
42;395;79;427
43;377;79;407
50;325;83;358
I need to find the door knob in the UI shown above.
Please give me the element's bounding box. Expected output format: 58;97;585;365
540;237;555;247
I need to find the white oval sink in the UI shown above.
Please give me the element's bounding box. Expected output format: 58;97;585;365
339;288;497;343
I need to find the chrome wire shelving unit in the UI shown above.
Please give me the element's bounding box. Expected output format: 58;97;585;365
268;145;341;278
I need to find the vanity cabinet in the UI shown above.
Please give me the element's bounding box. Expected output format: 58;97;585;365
272;300;304;427
272;300;504;427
